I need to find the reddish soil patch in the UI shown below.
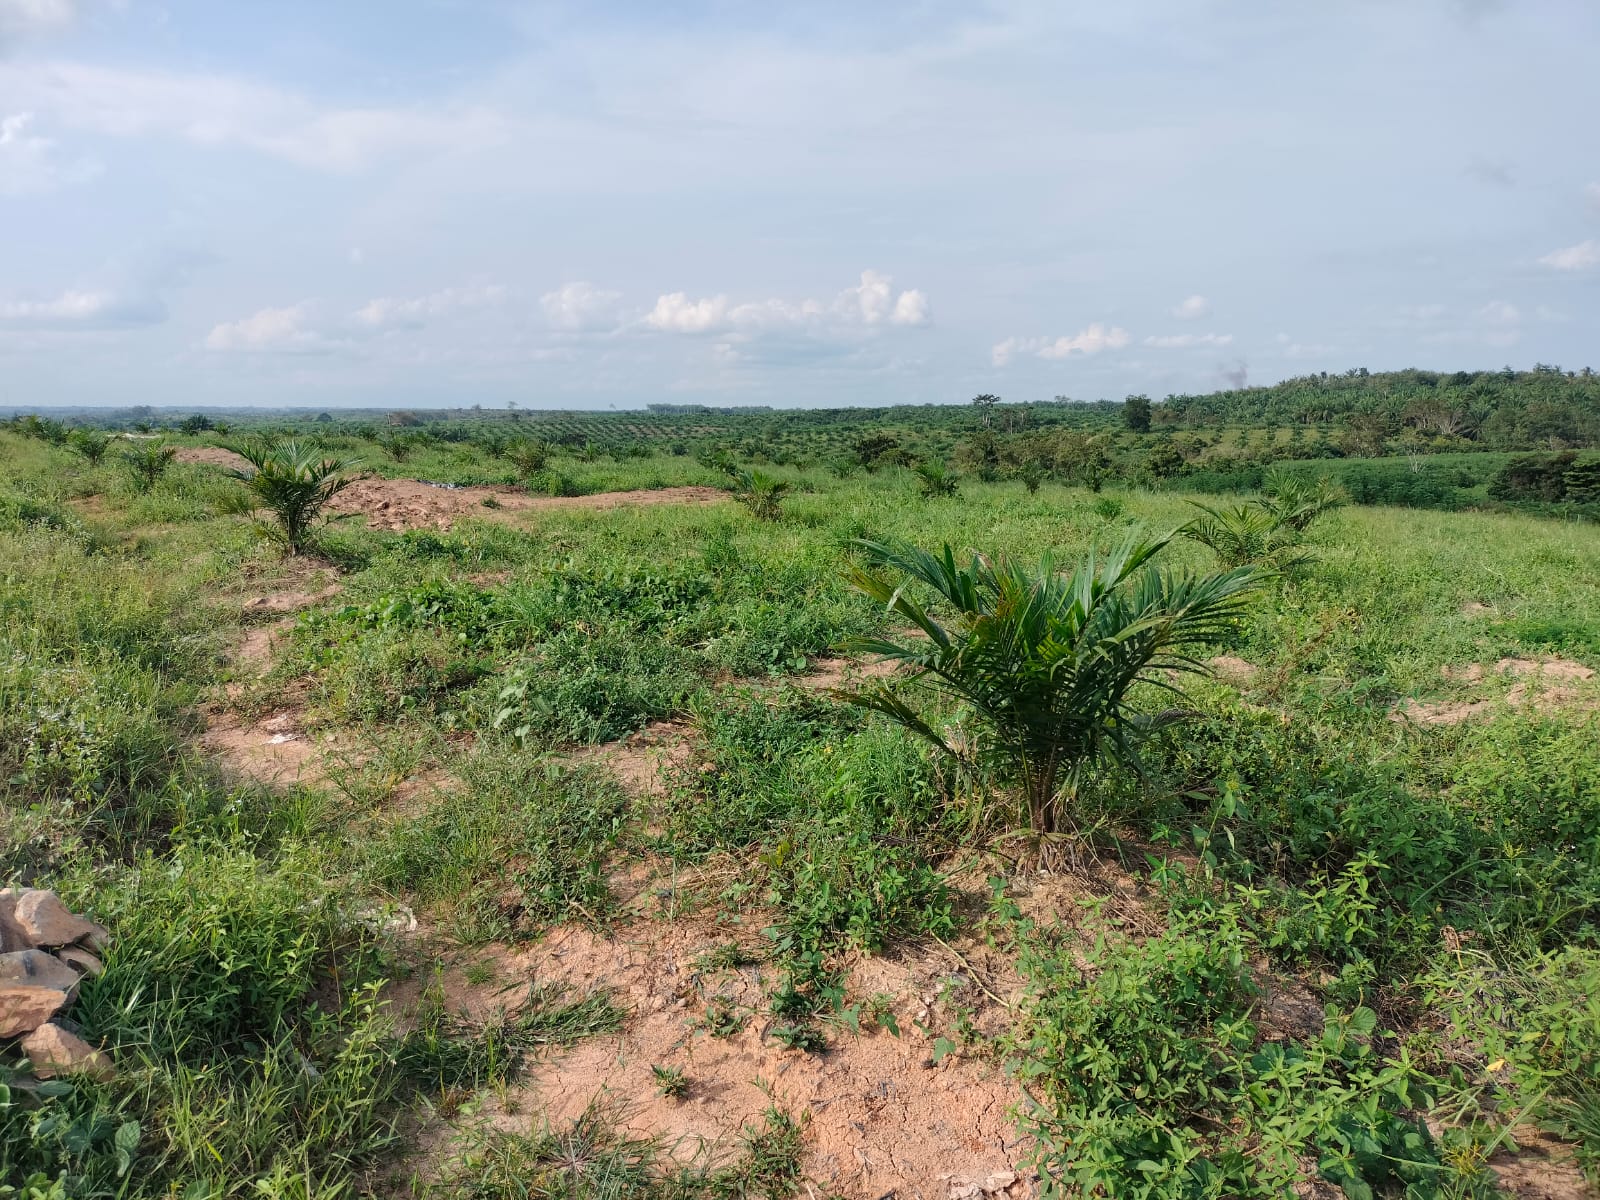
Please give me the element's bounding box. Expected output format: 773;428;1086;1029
1495;657;1595;682
1489;1127;1593;1200
178;447;728;533
242;584;341;616
1206;655;1259;684
401;919;1030;1198
1397;657;1598;726
235;619;294;672
1393;698;1497;727
570;721;694;798
795;655;899;692
175;445;253;471
326;479;726;533
200;707;336;788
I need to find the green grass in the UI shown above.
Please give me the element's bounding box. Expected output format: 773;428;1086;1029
3;423;1599;1197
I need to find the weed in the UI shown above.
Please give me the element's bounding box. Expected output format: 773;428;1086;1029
651;1064;688;1098
699;997;747;1038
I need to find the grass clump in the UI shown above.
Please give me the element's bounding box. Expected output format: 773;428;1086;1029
365;756;628;940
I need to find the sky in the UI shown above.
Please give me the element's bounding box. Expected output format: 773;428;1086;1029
1;1;1597;410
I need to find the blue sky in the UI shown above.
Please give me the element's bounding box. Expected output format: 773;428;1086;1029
1;1;1597;409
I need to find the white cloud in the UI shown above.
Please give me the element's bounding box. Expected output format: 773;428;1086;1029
6;62;504;173
892;289;930;326
1398;303;1446;321
1144;332;1233;348
205;304;337;353
646;291;730;333
645;270;929;335
992;323;1131;367
353;284;506;331
1538;239;1600;271
0;0;74;39
0;110;96;195
541;281;624;331
1477;300;1520;325
0;287;161;328
1171;294;1210;320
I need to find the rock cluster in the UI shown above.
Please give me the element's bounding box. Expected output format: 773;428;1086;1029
1;888;114;1081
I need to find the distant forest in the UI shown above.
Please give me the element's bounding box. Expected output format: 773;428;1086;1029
1152;365;1599;451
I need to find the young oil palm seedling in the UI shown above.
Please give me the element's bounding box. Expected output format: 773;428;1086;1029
842;533;1259;837
1181;500;1312;570
68;428;111;466
1260;467;1347;532
122;439;177;492
230;437;359;555
733;468;789;522
504;437;551;482
914;460;960;498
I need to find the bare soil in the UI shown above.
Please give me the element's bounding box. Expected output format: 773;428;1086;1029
1393;657;1598;726
325;478;725;533
175;446;252;471
395;916;1032;1199
176;449;727;532
200;707;337;789
1206;654;1259;684
569;720;695;798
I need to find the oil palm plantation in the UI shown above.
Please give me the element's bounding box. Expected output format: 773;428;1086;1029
842;533;1260;836
230;438;359;555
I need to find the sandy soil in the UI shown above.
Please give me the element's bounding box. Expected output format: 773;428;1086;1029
1392;657;1598;726
569;720;695;798
1206;654;1259;684
396;915;1032;1199
200;706;338;789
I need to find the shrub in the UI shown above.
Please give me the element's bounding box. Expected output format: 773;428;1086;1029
505;438;550;480
914;460;959;498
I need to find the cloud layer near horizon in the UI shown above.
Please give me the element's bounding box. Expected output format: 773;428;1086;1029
1;1;1597;408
